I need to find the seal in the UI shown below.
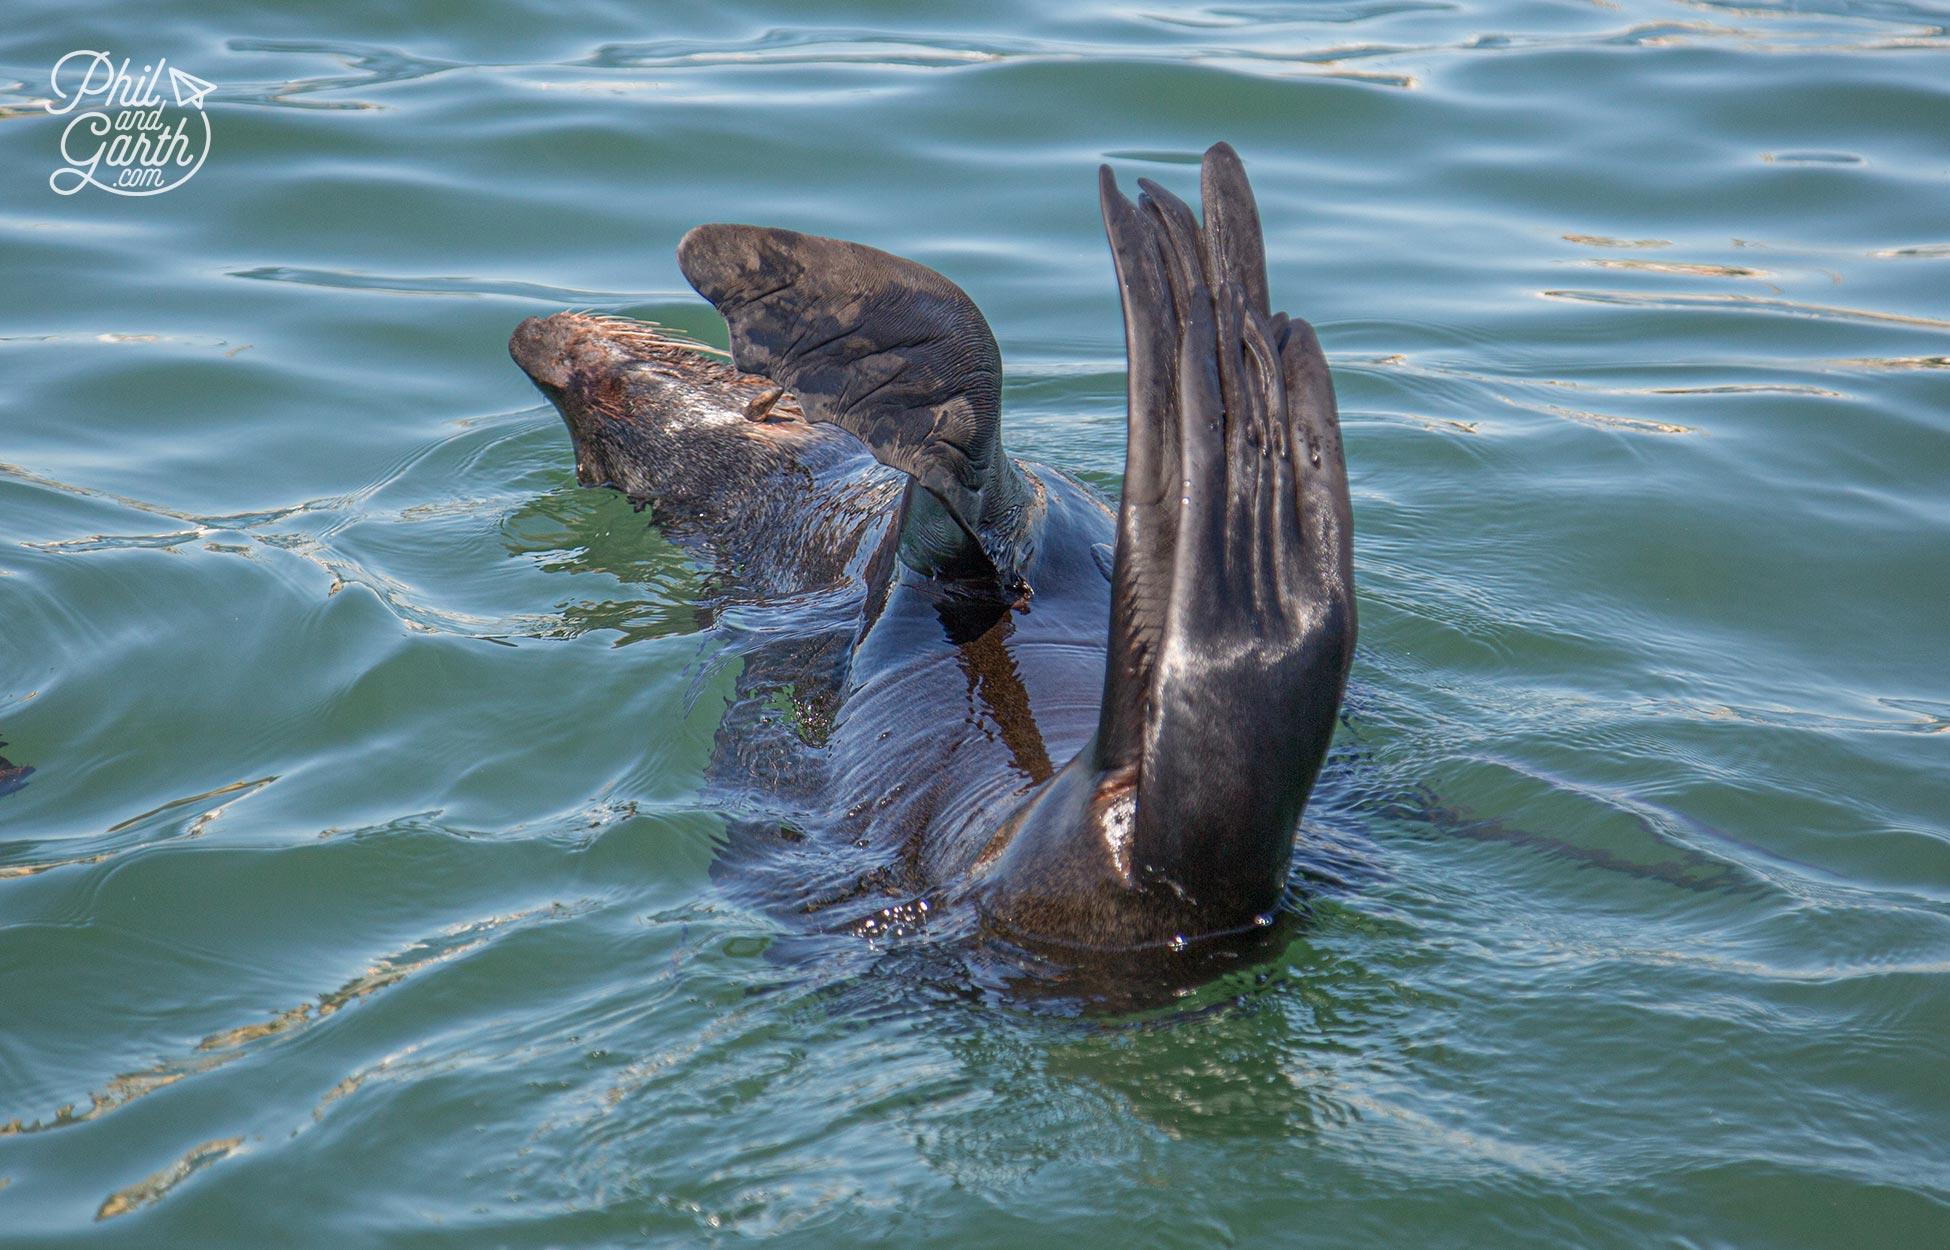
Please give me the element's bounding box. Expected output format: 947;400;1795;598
510;143;1355;958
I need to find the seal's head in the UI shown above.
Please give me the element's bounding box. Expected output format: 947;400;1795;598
510;312;806;505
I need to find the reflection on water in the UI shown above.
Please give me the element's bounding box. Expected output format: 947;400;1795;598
1541;287;1950;330
0;735;32;799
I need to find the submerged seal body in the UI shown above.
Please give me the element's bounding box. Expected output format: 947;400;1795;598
510;144;1355;960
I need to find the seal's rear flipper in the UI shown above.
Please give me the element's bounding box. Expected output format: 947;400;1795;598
972;144;1356;949
678;225;1029;589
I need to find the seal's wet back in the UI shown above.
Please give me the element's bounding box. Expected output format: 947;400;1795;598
510;144;1354;979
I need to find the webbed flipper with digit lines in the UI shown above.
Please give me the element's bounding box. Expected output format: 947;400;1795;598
971;143;1357;948
677;225;1032;589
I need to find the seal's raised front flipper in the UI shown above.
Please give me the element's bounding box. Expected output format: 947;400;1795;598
678;225;1031;590
970;143;1357;950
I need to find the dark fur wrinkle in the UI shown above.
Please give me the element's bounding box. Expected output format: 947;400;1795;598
511;145;1355;996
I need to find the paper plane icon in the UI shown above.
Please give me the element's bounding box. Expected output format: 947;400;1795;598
168;66;215;110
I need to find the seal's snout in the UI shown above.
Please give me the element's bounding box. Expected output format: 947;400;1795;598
511;309;791;497
510;314;576;393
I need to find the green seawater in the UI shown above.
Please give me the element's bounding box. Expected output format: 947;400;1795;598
2;2;1947;1245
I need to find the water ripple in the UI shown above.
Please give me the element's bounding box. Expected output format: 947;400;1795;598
222;38;464;109
0;901;557;1139
229;265;675;304
1540;288;1950;330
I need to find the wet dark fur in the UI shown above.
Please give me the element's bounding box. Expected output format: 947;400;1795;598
510;313;1107;932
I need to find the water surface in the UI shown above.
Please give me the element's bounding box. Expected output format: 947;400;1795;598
2;1;1947;1245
